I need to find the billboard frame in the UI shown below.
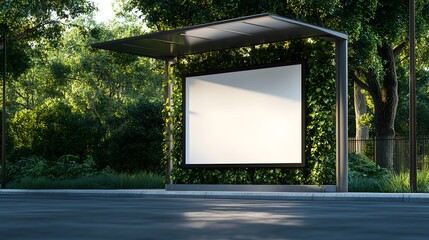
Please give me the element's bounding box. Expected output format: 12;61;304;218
182;62;306;168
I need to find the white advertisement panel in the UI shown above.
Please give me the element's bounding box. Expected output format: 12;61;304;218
185;64;304;166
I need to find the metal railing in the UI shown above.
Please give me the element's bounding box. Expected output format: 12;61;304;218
348;136;429;172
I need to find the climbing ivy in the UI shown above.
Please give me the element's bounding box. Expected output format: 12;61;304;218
167;40;337;185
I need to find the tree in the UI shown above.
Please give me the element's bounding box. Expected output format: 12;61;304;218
0;0;95;75
345;0;429;169
128;0;429;170
0;0;94;43
6;8;165;173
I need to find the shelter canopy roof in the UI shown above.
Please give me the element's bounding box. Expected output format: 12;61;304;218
92;13;347;60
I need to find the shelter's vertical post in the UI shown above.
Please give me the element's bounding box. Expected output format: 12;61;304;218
336;39;348;192
164;60;174;185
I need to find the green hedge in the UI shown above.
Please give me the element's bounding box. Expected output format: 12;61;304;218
166;40;337;185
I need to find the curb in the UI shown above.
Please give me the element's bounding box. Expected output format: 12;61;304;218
1;189;429;203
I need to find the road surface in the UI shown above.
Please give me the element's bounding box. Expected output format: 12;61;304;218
1;194;428;239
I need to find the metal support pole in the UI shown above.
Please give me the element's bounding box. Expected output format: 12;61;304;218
164;60;174;185
1;32;6;189
409;0;417;193
336;39;348;192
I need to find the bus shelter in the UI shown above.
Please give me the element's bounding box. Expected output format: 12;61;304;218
92;13;348;192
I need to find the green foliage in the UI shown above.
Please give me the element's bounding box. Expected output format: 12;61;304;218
0;0;95;76
6;156;49;182
348;176;386;192
349;170;429;193
6;155;98;182
127;0;292;30
50;155;98;180
0;40;31;77
4;12;165;178
383;171;429;193
348;153;388;178
96;100;164;173
396;69;429;136
50;60;72;83
8;95;164;177
7;172;164;189
9;100;104;161
0;0;94;39
357;113;373;127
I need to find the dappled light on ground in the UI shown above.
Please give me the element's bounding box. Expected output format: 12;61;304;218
183;210;303;229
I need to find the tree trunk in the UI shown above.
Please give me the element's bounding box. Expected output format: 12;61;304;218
353;42;400;171
372;42;398;170
354;83;369;153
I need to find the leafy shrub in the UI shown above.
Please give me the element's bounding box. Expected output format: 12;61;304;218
49;155;98;180
96;100;164;173
7;155;99;182
9;100;105;162
348;152;389;178
6;156;49;182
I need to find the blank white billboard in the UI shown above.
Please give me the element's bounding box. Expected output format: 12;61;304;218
185;64;304;166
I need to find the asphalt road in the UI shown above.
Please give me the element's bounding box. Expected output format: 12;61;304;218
1;194;428;240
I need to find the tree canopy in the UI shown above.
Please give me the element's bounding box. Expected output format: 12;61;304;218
2;1;165;176
0;0;94;75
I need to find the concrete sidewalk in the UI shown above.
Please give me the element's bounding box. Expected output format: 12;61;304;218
1;189;429;203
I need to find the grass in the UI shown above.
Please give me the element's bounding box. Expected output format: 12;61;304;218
5;167;429;192
7;172;164;189
349;170;429;193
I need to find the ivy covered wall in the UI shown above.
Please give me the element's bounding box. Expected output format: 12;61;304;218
165;40;337;185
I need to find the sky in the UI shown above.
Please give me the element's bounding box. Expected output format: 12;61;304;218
92;0;115;23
